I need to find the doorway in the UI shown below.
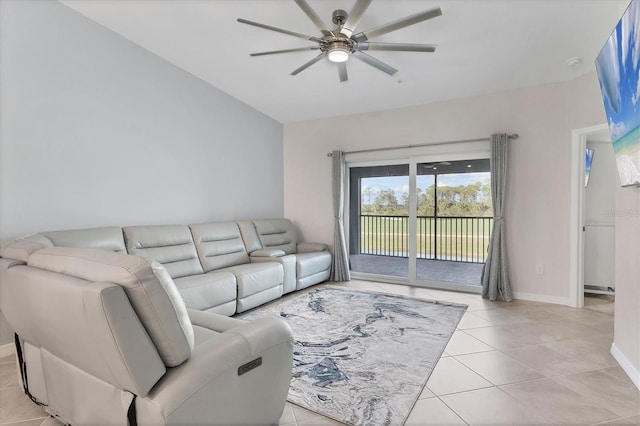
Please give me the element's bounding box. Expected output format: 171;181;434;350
570;124;617;307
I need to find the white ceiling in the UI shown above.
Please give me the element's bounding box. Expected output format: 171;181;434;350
60;0;628;123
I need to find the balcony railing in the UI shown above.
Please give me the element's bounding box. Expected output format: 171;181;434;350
359;215;493;263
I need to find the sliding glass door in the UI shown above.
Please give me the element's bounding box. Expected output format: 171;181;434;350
348;157;491;291
349;164;409;279
415;159;491;288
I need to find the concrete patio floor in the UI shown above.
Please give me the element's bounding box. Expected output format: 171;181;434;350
350;254;484;286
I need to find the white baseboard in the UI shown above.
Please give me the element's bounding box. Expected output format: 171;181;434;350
611;343;640;391
0;342;15;358
512;291;571;306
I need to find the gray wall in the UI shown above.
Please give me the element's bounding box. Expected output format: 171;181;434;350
0;0;284;345
0;0;284;242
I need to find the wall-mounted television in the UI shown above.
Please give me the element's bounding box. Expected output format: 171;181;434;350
585;148;594;187
595;0;640;187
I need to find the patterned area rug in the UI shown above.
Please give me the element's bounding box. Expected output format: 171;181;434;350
239;286;467;425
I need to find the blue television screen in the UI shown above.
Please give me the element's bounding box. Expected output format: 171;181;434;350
585;148;594;187
595;0;640;187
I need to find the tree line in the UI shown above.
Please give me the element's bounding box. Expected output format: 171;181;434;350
361;182;492;217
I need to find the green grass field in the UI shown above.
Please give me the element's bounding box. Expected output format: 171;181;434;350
359;215;492;262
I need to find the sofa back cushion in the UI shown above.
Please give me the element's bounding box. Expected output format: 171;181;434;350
20;227;127;253
190;222;250;272
124;225;203;279
3;266;165;397
236;221;262;253
0;241;47;263
27;247;194;367
253;219;298;255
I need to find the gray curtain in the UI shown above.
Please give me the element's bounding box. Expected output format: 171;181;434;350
330;150;351;281
481;134;513;301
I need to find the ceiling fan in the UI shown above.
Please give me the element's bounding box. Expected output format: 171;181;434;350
237;0;442;82
422;161;451;169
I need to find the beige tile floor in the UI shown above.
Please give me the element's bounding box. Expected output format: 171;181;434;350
1;280;638;425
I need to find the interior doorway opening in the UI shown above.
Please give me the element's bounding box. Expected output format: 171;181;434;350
570;124;617;307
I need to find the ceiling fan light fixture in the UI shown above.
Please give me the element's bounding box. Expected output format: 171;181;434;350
327;42;351;63
238;1;443;81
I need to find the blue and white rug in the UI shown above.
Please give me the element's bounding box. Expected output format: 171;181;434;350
239;286;467;425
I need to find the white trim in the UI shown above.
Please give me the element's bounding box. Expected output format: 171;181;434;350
410;150;491;165
512;291;572;306
587;140;614;145
0;342;15;358
350;271;410;286
349;273;482;295
346;158;409;168
408;162;417;282
412;280;482;295
569;128;587;308
611;343;640;391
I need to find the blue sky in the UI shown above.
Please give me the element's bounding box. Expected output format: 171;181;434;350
595;0;640;142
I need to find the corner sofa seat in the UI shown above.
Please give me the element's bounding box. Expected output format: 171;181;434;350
0;246;293;425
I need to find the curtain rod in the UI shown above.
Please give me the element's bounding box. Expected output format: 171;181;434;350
326;133;519;157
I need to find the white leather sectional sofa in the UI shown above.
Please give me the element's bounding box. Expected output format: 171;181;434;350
0;218;332;424
10;218;333;315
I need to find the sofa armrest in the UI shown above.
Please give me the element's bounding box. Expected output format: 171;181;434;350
297;242;328;253
250;254;296;295
250;248;286;258
138;317;293;425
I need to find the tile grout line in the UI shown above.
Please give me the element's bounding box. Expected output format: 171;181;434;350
434;395;470;425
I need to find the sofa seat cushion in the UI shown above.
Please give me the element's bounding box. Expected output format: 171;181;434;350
174;272;237;316
219;262;283;299
218;262;284;313
296;251;332;278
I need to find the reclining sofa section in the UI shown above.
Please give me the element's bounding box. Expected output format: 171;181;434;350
6;218;332;315
0;246;294;425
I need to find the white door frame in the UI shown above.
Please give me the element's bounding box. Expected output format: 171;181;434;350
569;123;609;308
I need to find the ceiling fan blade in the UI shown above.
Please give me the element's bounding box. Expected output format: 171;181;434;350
290;53;326;76
294;0;332;35
358;42;437;53
237;18;322;42
250;46;320;57
353;7;442;42
337;62;348;82
340;0;373;38
352;50;398;76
